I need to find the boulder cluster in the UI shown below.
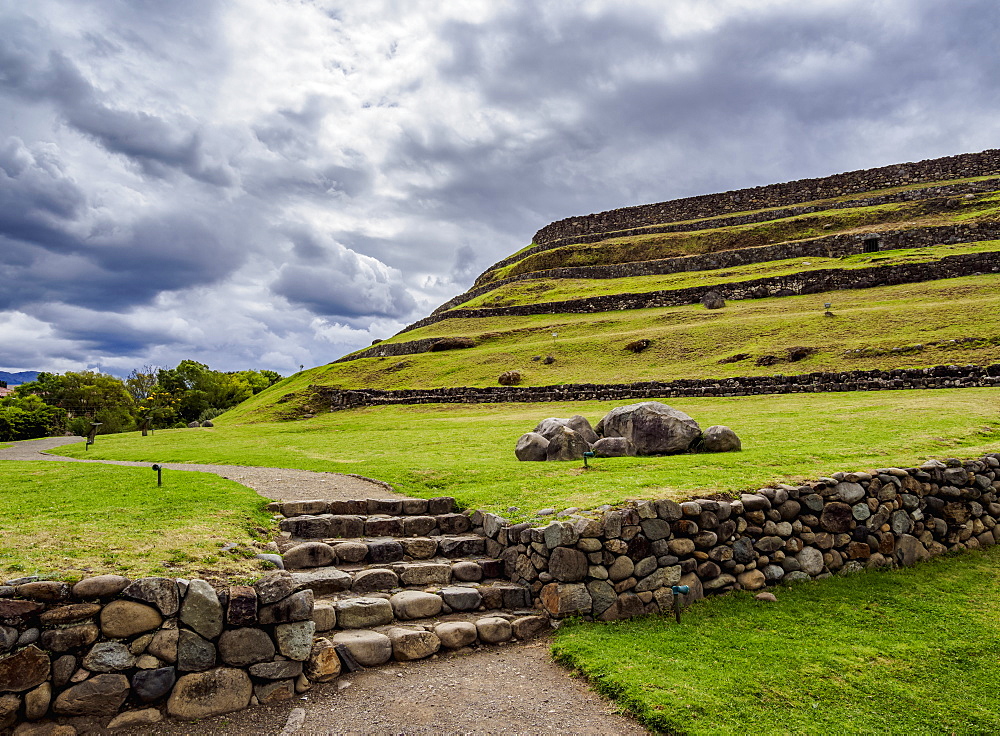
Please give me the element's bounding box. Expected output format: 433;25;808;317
514;401;741;461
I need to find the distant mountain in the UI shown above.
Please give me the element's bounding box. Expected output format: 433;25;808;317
0;371;40;386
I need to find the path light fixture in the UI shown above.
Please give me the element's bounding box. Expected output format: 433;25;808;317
582;451;596;469
152;464;163;487
671;584;690;623
85;422;102;451
823;302;834;318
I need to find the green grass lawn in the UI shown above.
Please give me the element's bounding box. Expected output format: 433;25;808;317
553;545;1000;735
0;462;275;581
52;389;1000;519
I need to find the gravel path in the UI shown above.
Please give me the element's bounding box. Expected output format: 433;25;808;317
0;437;650;735
125;640;648;736
0;436;398;502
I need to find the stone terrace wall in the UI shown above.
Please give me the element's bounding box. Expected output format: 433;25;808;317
0;573;339;730
395;245;1000;336
475;454;1000;620
532;149;1000;246
309;364;1000;412
480;177;1000;279
433;222;1000;317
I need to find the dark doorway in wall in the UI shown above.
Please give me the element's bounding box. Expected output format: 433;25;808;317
863;237;880;253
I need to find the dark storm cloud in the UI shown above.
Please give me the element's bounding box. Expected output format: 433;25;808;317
417;0;1000;224
2;0;999;374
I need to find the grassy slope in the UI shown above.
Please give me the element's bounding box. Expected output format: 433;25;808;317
458;241;1000;309
0;462;274;581
53;389;1000;519
553;546;1000;735
230;274;1000;418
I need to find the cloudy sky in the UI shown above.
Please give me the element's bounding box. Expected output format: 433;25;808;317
1;0;998;376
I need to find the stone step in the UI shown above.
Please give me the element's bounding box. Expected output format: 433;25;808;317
286;557;514;597
319;609;552;666
281;536;491;569
278;512;473;539
268;496;458;519
310;583;536;631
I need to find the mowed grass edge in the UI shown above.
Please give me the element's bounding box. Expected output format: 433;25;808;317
552;545;1000;735
0;461;275;581
53;389;1000;519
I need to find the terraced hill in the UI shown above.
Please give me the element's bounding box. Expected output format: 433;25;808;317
235;151;1000;422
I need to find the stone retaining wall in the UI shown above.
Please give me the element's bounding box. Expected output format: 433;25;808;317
394;240;1000;337
436;221;1000;316
0;573;338;730
532;149;1000;246
474;453;1000;621
309;364;1000;411
479;177;1000;280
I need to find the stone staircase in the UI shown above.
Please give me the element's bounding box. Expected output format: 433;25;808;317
265;497;550;667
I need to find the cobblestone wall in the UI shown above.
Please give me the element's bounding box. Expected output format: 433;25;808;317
475;454;1000;621
0;574;337;729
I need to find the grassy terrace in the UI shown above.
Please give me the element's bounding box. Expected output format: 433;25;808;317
553;545;1000;735
248;275;1000;403
528;174;1000;251
457;241;1000;310
0;460;273;581
53;389;1000;520
487;187;1000;283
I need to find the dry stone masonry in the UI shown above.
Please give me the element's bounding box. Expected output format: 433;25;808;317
531;149;1000;247
309;364;1000;412
482;453;1000;620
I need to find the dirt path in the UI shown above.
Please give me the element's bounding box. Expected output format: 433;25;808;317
125;640;648;736
0;436;397;502
0;437;650;735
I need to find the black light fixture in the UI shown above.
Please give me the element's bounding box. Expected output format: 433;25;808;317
85;422;103;450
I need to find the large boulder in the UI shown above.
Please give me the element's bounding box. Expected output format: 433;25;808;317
596;401;701;455
701;291;726;309
591;437;636;457
166;669;252;720
545;426;591;461
515;432;549;461
697;425;742;452
534;416;598;444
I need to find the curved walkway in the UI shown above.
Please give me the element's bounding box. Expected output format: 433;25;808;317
0;437;649;735
0;436;397;502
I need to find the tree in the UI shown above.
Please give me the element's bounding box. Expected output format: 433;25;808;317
16;371;135;434
0;394;67;440
125;366;159;404
154;362;284;423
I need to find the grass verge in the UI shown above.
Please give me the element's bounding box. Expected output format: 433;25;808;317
552;545;1000;735
0;462;275;581
52;389;1000;519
